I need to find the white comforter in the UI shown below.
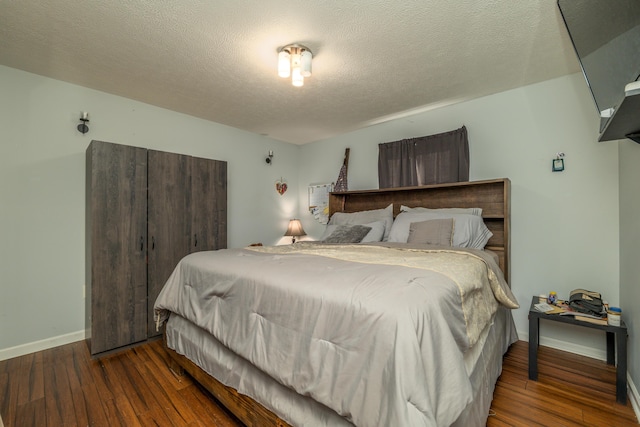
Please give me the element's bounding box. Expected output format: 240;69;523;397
154;243;518;427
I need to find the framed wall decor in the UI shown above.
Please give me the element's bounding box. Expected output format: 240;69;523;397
552;158;564;172
308;183;333;224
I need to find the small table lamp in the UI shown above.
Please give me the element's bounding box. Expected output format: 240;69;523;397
284;219;306;243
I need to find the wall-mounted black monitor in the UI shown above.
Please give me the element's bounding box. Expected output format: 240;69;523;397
557;0;640;142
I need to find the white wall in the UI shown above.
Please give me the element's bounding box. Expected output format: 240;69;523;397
297;73;621;356
0;65;300;356
619;139;640;402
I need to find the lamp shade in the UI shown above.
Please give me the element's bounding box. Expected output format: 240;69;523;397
284;219;306;237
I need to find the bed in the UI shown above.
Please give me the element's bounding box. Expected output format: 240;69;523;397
154;178;519;427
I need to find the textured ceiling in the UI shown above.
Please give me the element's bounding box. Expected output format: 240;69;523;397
0;0;580;144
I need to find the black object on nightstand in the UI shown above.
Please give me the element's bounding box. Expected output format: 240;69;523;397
528;296;628;404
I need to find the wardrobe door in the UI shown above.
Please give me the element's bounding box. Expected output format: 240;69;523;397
86;141;148;355
190;156;227;252
147;150;191;337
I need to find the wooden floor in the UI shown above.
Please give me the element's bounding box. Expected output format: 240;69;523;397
0;339;637;426
488;341;637;426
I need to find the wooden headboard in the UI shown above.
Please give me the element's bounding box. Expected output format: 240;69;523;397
329;178;511;283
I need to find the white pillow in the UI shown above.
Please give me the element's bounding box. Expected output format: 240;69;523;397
320;220;385;243
400;205;483;216
329;204;393;241
388;211;493;249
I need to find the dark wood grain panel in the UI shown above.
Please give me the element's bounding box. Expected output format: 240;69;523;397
147;150;191;338
86;141;148;355
485;219;504;241
87;142;228;351
329;179;508;217
190;156;227;252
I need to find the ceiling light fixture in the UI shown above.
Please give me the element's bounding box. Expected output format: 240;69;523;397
278;44;312;87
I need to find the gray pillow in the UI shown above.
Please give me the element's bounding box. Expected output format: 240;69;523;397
320;220;385;243
323;225;372;243
407;218;454;246
328;204;393;241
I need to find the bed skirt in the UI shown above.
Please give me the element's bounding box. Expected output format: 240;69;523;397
164;306;517;427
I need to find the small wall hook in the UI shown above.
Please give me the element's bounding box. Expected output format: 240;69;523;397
77;111;90;134
266;150;274;165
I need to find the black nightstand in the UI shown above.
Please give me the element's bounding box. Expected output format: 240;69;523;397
528;296;628;404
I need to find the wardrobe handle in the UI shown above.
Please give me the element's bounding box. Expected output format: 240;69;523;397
139;236;144;251
152;236;155;250
194;233;198;247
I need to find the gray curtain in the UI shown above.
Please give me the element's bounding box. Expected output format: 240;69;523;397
378;126;469;188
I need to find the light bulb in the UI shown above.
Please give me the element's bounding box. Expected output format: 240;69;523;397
301;50;312;77
292;67;304;87
278;50;291;78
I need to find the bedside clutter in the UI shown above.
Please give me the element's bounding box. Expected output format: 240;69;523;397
534;289;623;326
608;307;622;327
528;295;628;404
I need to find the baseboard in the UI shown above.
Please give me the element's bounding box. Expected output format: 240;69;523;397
517;329;607;361
629;374;640;422
0;330;85;361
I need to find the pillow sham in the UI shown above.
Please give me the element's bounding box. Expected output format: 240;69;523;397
407;218;454;246
400;205;483;216
320;220;385;243
328;204;393;241
388;211;493;249
322;224;372;244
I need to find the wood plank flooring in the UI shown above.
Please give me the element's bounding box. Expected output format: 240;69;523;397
0;339;637;426
489;341;637;426
0;339;242;427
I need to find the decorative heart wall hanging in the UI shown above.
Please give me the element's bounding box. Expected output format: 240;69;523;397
275;179;288;195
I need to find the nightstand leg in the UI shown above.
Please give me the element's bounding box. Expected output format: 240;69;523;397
528;314;539;380
616;331;627;404
606;332;615;365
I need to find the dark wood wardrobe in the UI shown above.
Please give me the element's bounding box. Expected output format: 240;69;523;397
86;140;227;356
